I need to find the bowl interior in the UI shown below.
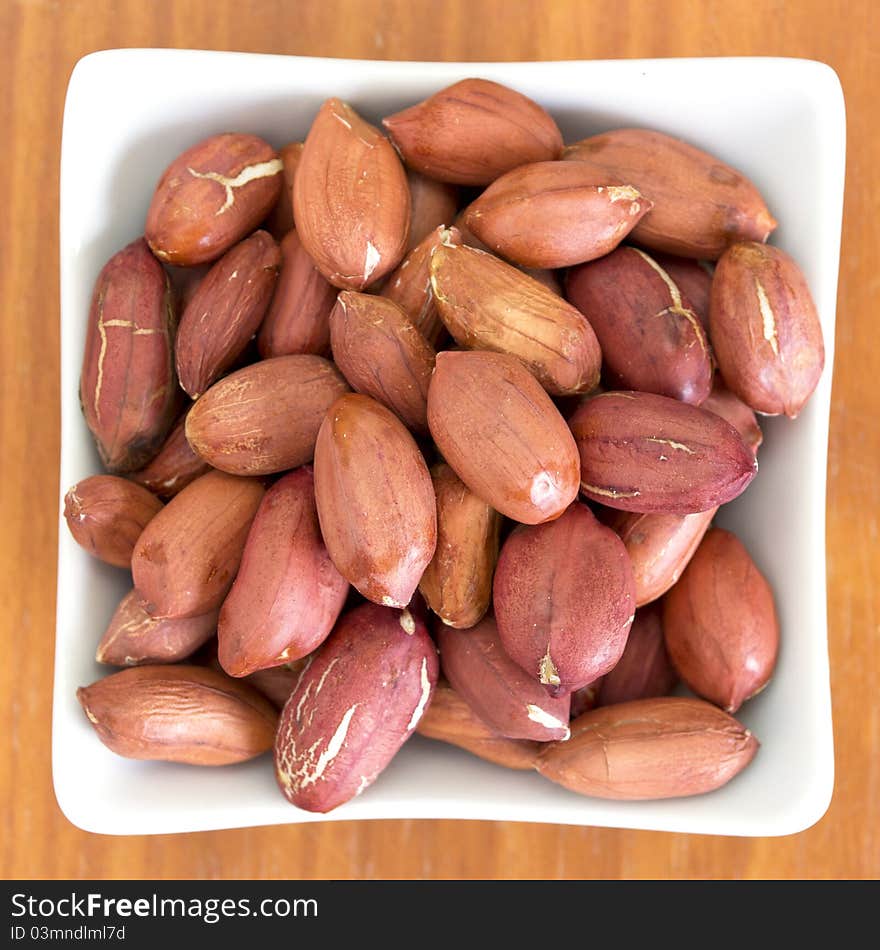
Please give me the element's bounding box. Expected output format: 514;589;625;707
56;51;844;836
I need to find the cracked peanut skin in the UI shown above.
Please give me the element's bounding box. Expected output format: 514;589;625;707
418;463;501;630
430;244;601;397
416;681;540;771
175;230;281;398
709;242;825;418
562;128;776;260
570;391;757;514
80;238;179;472
464;162;651;269
650;253;713;329
185;355;349;477
566;245;713;406
427;351;580;525
218;467;349;678
328;292;436;434
438;616;571;741
663;528;780;714
274;602;438;813
294;98;410;291
382;78;563;187
537;696;758;800
493;502;636;697
132;470;264;619
96;588;218;667
146;132;283;266
313;394;437;608
77;665;277;766
64;475;163;569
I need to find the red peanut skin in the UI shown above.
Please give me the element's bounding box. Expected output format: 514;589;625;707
597;383;756;607
406;170;459;253
566;245;713;405
257;229;337;357
521;267;563;295
294;98;410;291
194;642;308;710
537;696;758;800
438;616;571;741
569;678;604;719
146;133;282;266
465;162;652;268
185;355;350;477
453;208;492;253
709;242;825;418
447;222;562;297
454;210;563;294
132;470;264;618
329;292;436;433
169;263;210;313
176;230;281;398
96;589;218;666
700;376;763;456
454;213;565;298
570;391;757;513
562;129;776;259
246;662;307;710
313;394;437;607
79;238;178;472
382;225;461;347
77;665;277;765
598;602;678;706
418;463;501;629
264;142;303;240
430;244;601;396
417;681;540;770
427;351;580;525
663;528;780;713
382;78;563;186
274;602;439;812
128;409;212;498
652;253;713;329
601;507;715;606
187;353;344;468
494;502;635;696
64;475;163;568
218;468;349;677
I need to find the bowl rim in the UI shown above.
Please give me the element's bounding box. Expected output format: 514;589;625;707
55;49;845;838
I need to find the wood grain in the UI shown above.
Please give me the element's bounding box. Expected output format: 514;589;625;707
1;0;877;879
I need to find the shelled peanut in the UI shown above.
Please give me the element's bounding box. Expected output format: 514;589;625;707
68;76;824;812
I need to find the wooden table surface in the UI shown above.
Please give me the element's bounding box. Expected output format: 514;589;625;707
1;0;877;880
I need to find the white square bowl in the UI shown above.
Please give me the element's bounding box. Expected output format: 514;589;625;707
56;50;845;837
